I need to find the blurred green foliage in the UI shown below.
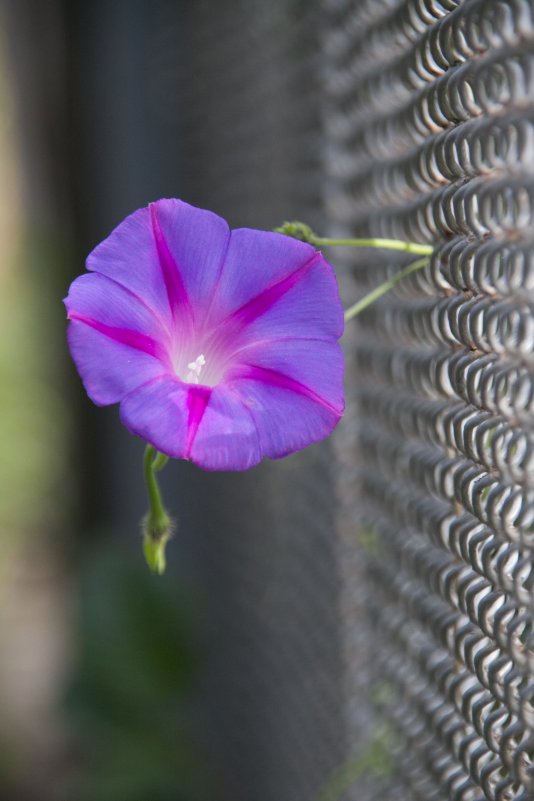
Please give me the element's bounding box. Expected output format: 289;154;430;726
0;235;72;554
65;542;207;801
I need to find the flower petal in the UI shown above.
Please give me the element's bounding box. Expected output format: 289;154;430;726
208;231;343;352
231;380;341;459
227;344;344;459
189;385;261;470
67;322;167;406
120;376;260;470
65;272;173;405
210;228;319;319
237;267;344;346
149;199;230;319
119;376;190;457
229;337;345;416
86;207;173;322
86;200;229;323
65;272;171;345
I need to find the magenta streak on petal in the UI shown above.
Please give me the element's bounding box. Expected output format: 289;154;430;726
185;385;212;458
227;335;339;362
92;272;173;337
229;252;322;327
235;364;343;416
68;312;169;363
149;203;193;321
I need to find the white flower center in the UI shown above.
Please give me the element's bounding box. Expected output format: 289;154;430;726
185;353;206;384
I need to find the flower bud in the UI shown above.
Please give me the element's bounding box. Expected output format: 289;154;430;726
274;221;317;243
142;514;174;575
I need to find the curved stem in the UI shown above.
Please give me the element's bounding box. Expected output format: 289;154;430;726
274;222;433;256
143;445;168;525
344;256;430;322
312;236;433;255
142;444;172;574
151;449;169;473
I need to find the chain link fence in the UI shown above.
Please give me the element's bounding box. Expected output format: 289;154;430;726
326;1;534;799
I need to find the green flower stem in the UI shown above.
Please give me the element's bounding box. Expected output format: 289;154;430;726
344;256;430;322
312;236;433;255
143;444;169;522
275;221;433;256
150;448;169;474
142;444;172;575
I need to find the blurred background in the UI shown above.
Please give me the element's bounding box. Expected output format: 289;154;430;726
0;3;341;800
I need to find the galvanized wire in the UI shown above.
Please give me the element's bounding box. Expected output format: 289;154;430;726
325;1;534;799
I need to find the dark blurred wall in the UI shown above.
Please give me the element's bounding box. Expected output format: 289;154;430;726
2;3;205;799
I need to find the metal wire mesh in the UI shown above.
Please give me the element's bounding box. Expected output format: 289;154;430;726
324;1;534;799
165;1;534;800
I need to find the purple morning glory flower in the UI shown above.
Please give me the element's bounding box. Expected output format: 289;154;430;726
64;199;344;470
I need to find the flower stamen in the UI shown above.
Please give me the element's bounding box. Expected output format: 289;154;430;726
185;353;206;384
